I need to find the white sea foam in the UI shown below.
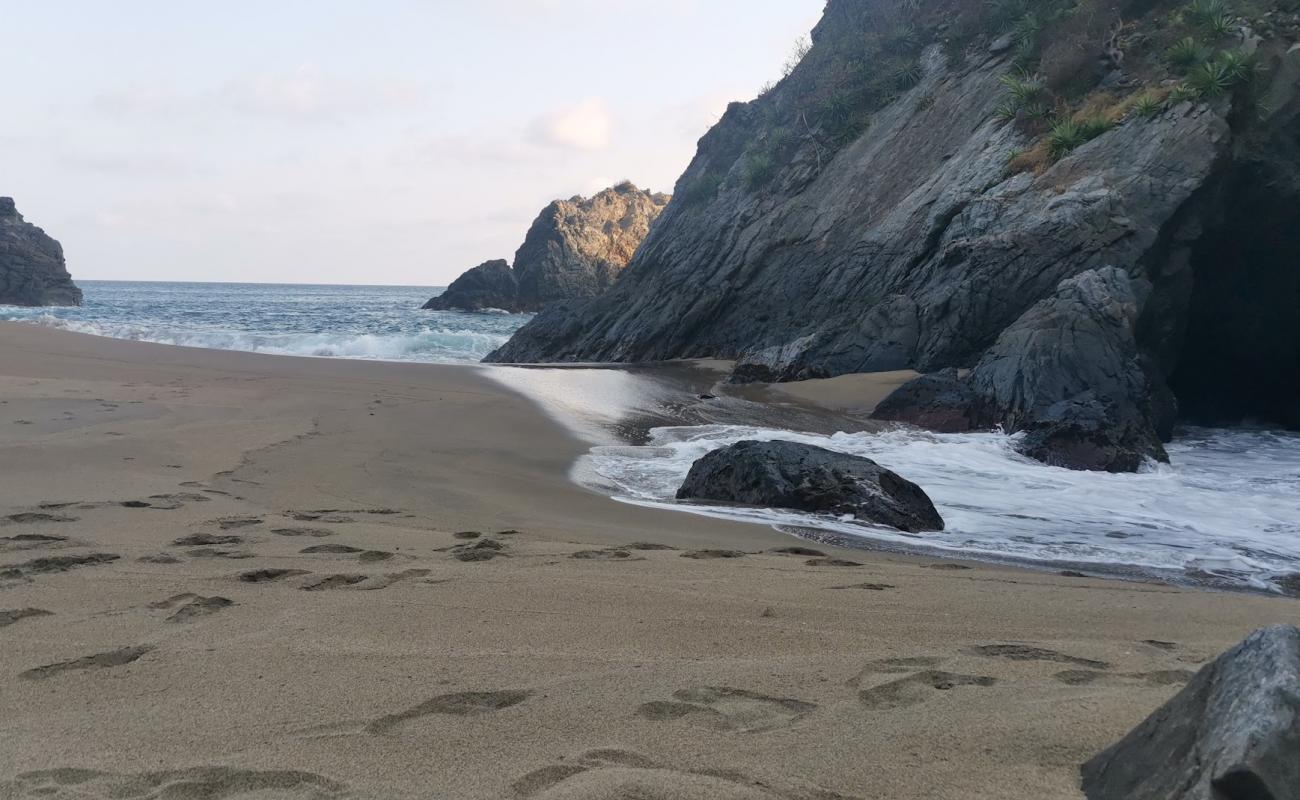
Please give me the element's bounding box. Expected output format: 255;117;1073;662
2;281;524;365
579;423;1300;593
23;315;507;363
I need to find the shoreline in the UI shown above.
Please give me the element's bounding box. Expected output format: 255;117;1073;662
10;318;1297;597
4;322;1299;800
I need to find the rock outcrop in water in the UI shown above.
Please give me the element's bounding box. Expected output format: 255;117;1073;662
0;198;81;307
676;440;944;532
487;0;1300;470
424;182;669;313
1081;624;1300;800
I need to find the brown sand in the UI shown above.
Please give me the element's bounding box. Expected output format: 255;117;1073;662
1;322;1296;799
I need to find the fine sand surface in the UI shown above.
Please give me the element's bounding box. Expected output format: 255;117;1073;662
2;322;1298;800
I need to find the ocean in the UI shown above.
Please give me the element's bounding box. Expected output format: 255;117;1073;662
5;280;1298;594
0;280;524;363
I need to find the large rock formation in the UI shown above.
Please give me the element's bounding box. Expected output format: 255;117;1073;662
676;440;944;532
0;198;81;307
1081;624;1300;800
424;182;669;313
487;0;1300;470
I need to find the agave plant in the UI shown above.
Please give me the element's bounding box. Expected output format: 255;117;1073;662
1168;83;1201;104
1132;93;1164;119
1187;59;1234;97
1188;0;1229;25
999;69;1046;104
890;56;924;90
1047;118;1087;160
1205;11;1237;36
1166;37;1206;71
1217;49;1258;83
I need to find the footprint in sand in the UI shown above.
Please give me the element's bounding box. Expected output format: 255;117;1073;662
769;546;827;557
172;533;244;547
681;549;747;560
365;689;534;733
148;594;234;623
856;670;996;710
137;553;184;564
513;747;855;800
1053;668;1195;686
300;544;363;554
186;548;255;560
0;533;74;553
239;568;312;583
299;574;368;591
4;512;78;524
1;766;346;799
453;539;508;562
0;608;53;628
271;527;335;538
636;686;816;733
20;645;153;680
1;553;120;580
965;643;1111;670
296;570;430;591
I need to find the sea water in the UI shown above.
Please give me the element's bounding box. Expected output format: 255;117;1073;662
580;424;1300;593
0;280;523;363
6;283;1298;593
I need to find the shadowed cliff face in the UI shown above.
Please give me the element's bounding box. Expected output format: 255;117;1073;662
423;183;669;313
487;0;1300;468
0;198;81;307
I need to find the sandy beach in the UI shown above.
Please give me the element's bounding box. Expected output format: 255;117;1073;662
2;322;1297;800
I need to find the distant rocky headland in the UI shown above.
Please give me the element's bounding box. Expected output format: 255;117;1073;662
489;0;1300;472
424;182;670;313
0;197;81;307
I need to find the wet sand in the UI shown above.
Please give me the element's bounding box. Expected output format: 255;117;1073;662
2;322;1297;800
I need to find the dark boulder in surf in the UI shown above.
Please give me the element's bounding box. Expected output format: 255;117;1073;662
1081;624;1300;800
676;439;943;532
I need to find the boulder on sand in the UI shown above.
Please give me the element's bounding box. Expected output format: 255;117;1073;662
675;440;943;532
1081;624;1300;800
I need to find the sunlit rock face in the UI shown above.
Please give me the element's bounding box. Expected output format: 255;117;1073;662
424;182;669;313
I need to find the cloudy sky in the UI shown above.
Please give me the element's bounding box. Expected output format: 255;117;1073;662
4;1;822;285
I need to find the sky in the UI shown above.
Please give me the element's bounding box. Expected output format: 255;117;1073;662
3;1;823;286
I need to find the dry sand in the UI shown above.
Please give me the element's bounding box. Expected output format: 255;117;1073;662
1;322;1297;800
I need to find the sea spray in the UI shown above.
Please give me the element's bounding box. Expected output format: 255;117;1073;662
0;281;528;364
581;424;1300;594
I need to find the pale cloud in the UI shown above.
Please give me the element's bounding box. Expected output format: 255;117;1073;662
58;150;195;177
220;67;428;121
530;99;614;152
92;68;429;123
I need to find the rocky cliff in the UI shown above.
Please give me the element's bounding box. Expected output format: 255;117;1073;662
423;182;670;313
0;198;81;307
488;0;1300;470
